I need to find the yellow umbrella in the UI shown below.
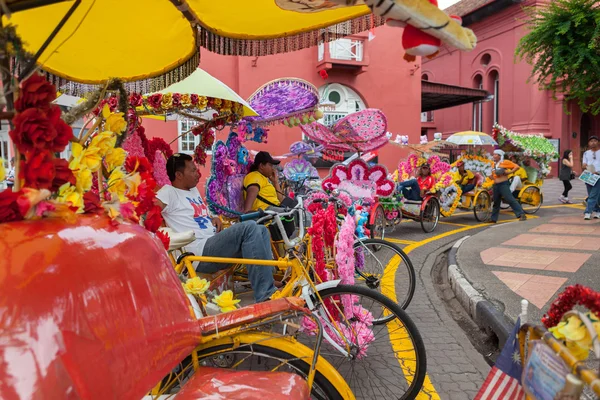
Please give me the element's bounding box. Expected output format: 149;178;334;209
446;131;498;146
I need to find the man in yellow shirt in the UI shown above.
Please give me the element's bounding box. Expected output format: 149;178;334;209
507;155;527;195
243;151;284;212
453;161;476;193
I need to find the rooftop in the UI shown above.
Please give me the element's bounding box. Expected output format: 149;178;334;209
444;0;495;17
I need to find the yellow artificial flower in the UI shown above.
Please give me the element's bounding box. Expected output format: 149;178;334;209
0;158;5;182
57;183;84;212
549;314;596;361
107;168;128;202
90;131;116;156
180;93;192;108
183;277;210;296
105;148;127;172
212;290;240;312
197;96;208;109
105;112;127;135
212;98;222;108
75;168;93;192
71;142;102;173
103;201;121;220
161;93;173;108
101;104;111;119
125;172;141;197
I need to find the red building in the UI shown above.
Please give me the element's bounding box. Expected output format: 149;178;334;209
422;0;598;166
143;25;424;188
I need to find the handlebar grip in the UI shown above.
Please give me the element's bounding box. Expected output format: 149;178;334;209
239;209;265;222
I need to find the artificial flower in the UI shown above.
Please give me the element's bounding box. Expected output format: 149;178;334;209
105;148;127;172
152;151;170;187
147;137;173;163
56;183;84;212
129;93;143;108
102;200;121;220
183;277;210;296
75;167;93;192
19;150;54;190
107;168;128;201
0;189;24;222
146;93;163;109
211;98;221;109
82;191;102;214
197;95;208;109
120;201;138;222
90;131;116;156
161;93;173;108
125;156;152;174
107;96;118;111
144;205;163;233
51;158;76;192
121;131;146;158
190;93;199;105
180;93;192;108
172;93;182;108
212;290;240;312
0;158;4;182
71;142;102;173
10;107;68;153
14;74;57;112
17;188;51;219
105;112;127;135
156;229;170;251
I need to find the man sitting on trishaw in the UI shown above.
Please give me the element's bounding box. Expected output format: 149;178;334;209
396;162;435;201
453;160;476;194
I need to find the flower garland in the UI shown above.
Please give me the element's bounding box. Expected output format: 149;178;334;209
192;126;216;166
494;123;557;178
543;285;600;361
438;183;462;217
450;154;494;178
335;215;356;285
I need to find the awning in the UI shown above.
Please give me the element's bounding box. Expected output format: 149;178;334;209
422;81;490;112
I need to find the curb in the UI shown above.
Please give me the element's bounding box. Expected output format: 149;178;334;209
447;236;515;348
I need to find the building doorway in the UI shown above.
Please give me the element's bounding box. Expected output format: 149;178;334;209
580;113;592;156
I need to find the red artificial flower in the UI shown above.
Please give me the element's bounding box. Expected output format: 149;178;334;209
14;74;57;112
147;93;163;109
201;130;215;148
147;137;173;164
19;150;55;190
133;173;157;216
107;95;118;111
0;189;24;223
191;125;203;137
319;70;329;80
135;125;150;157
83;191;102;214
92;99;108;116
172;93;182;107
129;93;143;108
10;106;73;154
144;205;163;233
156;229;170;251
124;156;152;174
51;158;76;192
194;146;207;166
190;93;199;105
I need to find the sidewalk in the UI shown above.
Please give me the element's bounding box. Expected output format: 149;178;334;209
449;195;599;341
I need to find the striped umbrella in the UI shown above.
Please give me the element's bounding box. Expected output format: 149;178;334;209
446;131;498;146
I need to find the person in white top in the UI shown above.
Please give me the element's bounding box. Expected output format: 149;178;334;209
6;157;15;190
582;136;600;220
156;153;277;302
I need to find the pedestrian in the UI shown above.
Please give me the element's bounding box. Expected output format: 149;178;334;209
581;136;600;220
6;157;14;190
559;149;574;204
489;149;526;223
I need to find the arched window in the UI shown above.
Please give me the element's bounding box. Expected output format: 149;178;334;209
318;83;366;127
421;73;429;81
490;70;500;125
472;74;483;131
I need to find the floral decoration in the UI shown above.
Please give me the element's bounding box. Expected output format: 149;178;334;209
494;123;557;178
183;276;210;296
212;290;241;313
322;159;395;199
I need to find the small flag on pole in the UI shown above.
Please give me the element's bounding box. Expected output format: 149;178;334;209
475;318;526;400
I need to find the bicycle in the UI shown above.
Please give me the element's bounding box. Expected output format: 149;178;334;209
172;195;427;399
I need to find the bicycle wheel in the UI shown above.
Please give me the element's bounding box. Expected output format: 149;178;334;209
369;205;386;240
353;239;416;311
420;197;440;233
308;285;427;400
158;332;353;400
520;186;543;214
473;191;492;222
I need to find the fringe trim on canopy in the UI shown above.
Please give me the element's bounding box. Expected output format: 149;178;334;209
23;51;201;97
199;14;385;57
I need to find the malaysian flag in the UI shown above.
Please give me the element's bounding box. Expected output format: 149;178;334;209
475;318;526;399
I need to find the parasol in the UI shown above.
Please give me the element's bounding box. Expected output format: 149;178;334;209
301;109;388;153
139;68;258;121
446;131;498;146
282;141;324;159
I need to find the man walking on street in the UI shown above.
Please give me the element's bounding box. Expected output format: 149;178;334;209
582;136;600;220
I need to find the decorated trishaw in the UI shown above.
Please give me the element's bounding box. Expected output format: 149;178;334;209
449;151;495;221
493;123;557;214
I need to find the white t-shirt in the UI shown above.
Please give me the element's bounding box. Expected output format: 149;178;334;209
156;185;216;255
583;149;600;174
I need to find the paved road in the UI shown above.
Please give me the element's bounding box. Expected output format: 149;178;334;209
379;178;588;399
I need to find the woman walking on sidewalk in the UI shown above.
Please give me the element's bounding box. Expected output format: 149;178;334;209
559;150;574;204
489;149;527;223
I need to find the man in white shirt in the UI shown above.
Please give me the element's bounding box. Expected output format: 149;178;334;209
582;135;600;220
6;157;14;190
156;153;277;302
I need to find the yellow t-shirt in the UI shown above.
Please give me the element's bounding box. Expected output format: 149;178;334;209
453;170;475;186
243;171;280;211
509;167;528;181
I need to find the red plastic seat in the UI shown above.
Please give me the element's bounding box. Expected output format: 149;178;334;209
176;367;310;400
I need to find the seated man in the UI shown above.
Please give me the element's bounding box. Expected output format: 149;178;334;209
156;153;277;303
243;151;283;212
396;163;435;201
507;155;527;195
453;161;476;193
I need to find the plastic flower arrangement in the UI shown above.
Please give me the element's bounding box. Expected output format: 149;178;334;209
183;276;210;296
450;154;494;178
549;312;600;361
494;123;557;178
212;290;241;312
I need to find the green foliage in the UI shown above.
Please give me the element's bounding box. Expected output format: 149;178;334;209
516;0;600;115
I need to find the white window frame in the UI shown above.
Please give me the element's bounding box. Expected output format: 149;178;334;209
328;39;363;62
177;119;214;155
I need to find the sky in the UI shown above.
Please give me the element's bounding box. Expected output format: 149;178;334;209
439;0;461;10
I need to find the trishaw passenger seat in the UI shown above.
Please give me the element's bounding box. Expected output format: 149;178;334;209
474;172;484;187
158;227;196;251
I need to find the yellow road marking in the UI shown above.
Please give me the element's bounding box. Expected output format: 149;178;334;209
386;238;418;245
439;221;469;227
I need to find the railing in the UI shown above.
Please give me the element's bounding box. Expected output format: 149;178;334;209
318;39;364;62
322;112;347;127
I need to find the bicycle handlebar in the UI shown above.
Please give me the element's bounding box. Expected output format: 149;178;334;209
239;209;266;222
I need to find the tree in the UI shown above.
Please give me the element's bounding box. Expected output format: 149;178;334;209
516;0;600;115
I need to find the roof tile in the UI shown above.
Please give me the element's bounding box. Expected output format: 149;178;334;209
444;0;494;17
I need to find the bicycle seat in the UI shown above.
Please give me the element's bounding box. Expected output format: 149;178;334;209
158;227;196;251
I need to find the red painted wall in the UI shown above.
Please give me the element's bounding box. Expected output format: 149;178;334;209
142;25;421;192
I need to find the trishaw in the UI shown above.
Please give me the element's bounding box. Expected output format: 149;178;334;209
494;124;557;214
449;152;495;222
